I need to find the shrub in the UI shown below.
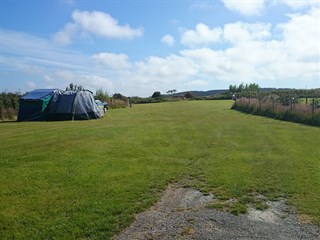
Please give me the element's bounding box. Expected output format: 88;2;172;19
0;107;18;120
0;92;21;121
108;99;127;109
112;93;127;101
232;98;320;127
130;97;168;104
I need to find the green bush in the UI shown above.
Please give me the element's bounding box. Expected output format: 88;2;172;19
130;97;168;104
0;92;21;121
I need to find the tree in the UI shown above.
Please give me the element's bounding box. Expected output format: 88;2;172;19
184;92;194;99
237;83;245;93
248;83;260;92
95;88;109;101
229;84;237;93
151;91;161;98
113;93;127;100
166;89;177;95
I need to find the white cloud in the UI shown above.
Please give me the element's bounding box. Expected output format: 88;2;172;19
52;70;115;93
161;34;175;46
178;8;319;85
132;56;198;95
92;52;131;70
222;0;265;16
1;30;92;72
185;80;209;88
53;23;78;45
134;54;198;83
222;0;319;16
277;7;320;60
53;10;143;45
223;22;271;44
180;22;270;47
72;10;143;38
181;48;229;77
277;0;320;9
181;23;222;47
26;81;37;89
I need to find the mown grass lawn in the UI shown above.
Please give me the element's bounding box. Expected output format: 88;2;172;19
1;100;319;239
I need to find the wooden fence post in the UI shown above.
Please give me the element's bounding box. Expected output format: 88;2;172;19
312;99;315;116
272;97;275;111
259;96;262;110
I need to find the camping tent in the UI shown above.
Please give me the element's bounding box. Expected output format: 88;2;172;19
17;89;62;121
17;89;101;121
46;90;101;120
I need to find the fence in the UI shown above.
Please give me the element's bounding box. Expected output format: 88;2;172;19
232;95;320;126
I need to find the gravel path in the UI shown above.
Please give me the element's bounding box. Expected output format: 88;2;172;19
114;185;320;240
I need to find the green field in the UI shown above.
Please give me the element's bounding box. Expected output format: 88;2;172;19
1;100;319;239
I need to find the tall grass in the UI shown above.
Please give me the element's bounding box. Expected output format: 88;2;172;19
107;99;128;109
0;107;18;121
232;97;320;126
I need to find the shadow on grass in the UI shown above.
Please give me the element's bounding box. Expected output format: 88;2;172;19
0;120;17;123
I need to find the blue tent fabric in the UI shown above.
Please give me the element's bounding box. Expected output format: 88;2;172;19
20;89;60;100
46;91;76;120
17;89;62;121
18;89;101;121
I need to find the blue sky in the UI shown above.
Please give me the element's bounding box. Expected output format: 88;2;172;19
1;0;319;97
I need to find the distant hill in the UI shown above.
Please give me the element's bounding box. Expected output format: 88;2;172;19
177;88;294;97
162;88;318;98
167;89;227;97
180;89;227;97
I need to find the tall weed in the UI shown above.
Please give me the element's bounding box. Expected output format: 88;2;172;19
232;99;320;126
0;107;18;120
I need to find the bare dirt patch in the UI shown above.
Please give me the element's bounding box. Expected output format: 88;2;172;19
114;185;320;240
